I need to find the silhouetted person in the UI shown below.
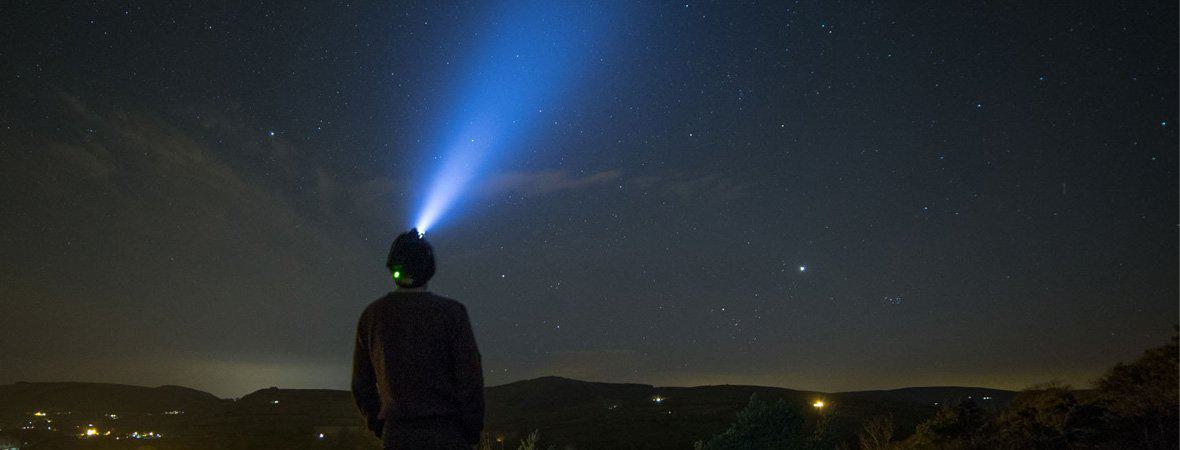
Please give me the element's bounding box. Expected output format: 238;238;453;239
352;229;484;449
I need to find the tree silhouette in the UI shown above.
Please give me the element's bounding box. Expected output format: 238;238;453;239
989;383;1105;449
701;394;809;450
856;415;894;450
1092;330;1178;449
906;400;987;449
902;330;1178;449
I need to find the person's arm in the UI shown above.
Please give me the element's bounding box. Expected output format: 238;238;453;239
351;313;383;438
451;304;485;445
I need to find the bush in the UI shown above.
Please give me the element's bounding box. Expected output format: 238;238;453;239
989;383;1105;449
700;394;809;450
906;399;987;449
1092;331;1178;449
857;415;894;450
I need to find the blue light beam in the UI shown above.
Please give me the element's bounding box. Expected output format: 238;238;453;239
412;2;610;234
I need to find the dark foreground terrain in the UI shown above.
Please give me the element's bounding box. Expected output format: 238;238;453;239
5;334;1174;450
0;377;1012;449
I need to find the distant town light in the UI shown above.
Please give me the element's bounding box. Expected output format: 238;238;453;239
129;431;162;440
651;395;665;404
812;400;825;409
271;400;280;405
33;411;46;417
317;433;325;440
84;427;99;437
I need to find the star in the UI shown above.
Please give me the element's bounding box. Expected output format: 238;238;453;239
798;265;807;272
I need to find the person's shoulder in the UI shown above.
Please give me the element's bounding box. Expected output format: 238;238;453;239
426;292;468;314
359;293;395;320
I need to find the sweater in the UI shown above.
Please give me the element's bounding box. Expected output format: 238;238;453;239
351;291;485;445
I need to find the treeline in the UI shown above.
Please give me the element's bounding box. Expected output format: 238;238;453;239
696;332;1178;450
901;331;1178;449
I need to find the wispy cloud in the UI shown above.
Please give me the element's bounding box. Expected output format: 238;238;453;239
485;169;622;196
0;89;367;392
633;171;751;204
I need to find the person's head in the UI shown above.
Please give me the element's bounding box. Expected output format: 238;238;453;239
386;228;435;289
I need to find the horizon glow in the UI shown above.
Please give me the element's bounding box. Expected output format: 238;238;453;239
412;3;611;234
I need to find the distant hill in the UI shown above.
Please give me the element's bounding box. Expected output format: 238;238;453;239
0;381;224;415
0;377;1015;449
838;386;1018;408
482;377;1014;448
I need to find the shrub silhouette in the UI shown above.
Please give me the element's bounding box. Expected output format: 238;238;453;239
856;415;894;450
989;383;1105;449
1092;330;1178;449
906;400;987;449
699;394;809;450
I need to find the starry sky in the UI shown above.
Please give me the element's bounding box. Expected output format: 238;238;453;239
1;1;1176;398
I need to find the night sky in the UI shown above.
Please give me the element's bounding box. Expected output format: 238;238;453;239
2;1;1176;398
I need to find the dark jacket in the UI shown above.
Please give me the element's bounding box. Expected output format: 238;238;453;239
351;291;485;446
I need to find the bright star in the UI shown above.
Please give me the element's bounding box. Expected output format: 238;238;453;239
799;265;807;272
